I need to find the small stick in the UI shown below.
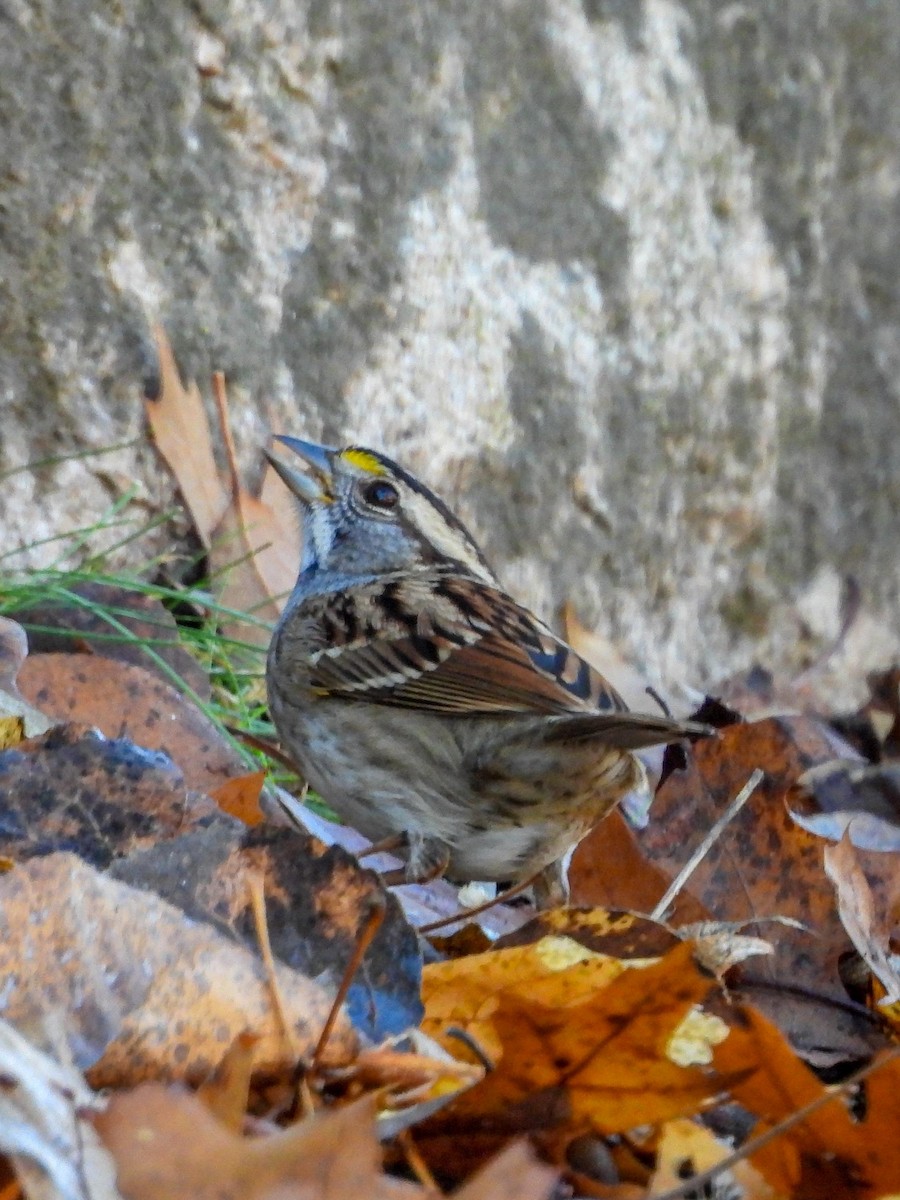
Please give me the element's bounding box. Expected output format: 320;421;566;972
312;893;386;1070
247;871;295;1056
224;723;304;774
650;768;764;921
396;1129;440;1192
417;870;541;936
652;1044;900;1200
211;370;241;499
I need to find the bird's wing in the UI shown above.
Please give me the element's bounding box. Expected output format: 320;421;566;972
306;574;703;746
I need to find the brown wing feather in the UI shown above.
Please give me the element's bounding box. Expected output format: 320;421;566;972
308;574;630;716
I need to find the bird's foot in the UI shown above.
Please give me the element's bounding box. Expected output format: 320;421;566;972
378;833;450;886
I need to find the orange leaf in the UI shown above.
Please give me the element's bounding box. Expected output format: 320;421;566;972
421;941;738;1159
211;771;267;826
715;1006;900;1196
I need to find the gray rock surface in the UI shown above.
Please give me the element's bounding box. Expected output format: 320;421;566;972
2;0;899;699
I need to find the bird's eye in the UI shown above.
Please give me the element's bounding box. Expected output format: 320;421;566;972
362;479;399;510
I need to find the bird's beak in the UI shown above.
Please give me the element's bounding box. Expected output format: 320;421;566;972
265;435;336;504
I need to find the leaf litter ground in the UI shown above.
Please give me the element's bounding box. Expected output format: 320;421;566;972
2;339;900;1198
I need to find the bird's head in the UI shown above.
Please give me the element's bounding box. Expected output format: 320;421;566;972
266;436;497;586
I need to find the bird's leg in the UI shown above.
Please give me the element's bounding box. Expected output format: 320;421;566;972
357;832;409;860
531;857;570;909
379;833;451;887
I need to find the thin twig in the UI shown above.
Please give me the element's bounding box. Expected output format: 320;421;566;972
211;370;241;499
224;723;303;773
650;768;764;921
652;1044;900;1200
312;894;386;1070
417;870;542;935
247;871;296;1056
397;1129;440;1191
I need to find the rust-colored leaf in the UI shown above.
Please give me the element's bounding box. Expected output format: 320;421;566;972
569;810;709;923
12;581;211;699
18;654;246;794
715;1006;900;1198
211;771;267;826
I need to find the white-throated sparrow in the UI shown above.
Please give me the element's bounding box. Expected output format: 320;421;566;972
266;436;709;902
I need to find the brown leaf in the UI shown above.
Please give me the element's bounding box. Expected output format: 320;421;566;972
0;722;423;1045
207;370;300;648
569;810;709;923
112;822;424;1044
419;941;738;1176
145;326;228;547
145;331;301;650
0;853;356;1087
715;1007;900;1197
211;771;268;826
630;716;899;1004
493;906;681;961
17;654;246;794
452;1141;557;1200
94;1088;420;1200
0;723;218;867
11;581;211;699
196;1032;260;1133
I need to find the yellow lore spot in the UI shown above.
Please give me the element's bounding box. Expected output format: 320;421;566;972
340;448;384;475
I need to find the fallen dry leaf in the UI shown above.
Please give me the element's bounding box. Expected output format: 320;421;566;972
492;906;681;960
144;326;229;546
95;1087;420;1200
0;722;424;1044
211;770;268;826
0;1017;122;1200
17;653;246;794
823;833;900;1010
714;1006;900;1197
419;941;742;1177
569;809;709;924
451;1140;558;1200
11;580;211;699
0;853;356;1087
0;723;219;868
145;328;300;650
196;1031;259;1133
626;717;899;1005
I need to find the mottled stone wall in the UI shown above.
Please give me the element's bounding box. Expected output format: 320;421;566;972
2;0;899;698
